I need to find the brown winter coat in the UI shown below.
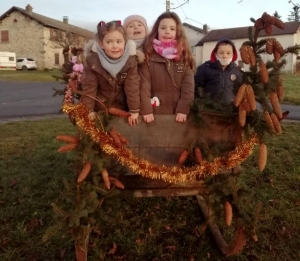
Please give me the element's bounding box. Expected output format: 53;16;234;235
139;52;194;115
81;52;140;113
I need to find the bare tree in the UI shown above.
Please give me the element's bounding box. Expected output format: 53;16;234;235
273;11;282;19
288;1;300;21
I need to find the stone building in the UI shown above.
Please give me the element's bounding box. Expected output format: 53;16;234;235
0;4;95;69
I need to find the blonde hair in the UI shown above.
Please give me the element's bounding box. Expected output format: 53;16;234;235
97;21;127;42
143;12;194;70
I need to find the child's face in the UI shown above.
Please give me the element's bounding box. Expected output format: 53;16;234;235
126;21;146;40
216;44;233;60
158;18;176;42
99;30;125;59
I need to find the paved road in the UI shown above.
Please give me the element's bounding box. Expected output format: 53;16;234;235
0;81;299;121
0;80;65;120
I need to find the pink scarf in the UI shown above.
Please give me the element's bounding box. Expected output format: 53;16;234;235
152;39;178;60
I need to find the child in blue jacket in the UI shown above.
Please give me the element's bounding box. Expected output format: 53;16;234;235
194;38;242;104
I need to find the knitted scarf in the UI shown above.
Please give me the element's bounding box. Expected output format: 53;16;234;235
133;38;144;48
96;41;130;78
152;39;178;60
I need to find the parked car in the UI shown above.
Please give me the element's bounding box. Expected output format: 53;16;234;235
16;58;37;70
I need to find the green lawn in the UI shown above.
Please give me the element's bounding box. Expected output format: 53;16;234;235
0;70;62;82
0;117;299;260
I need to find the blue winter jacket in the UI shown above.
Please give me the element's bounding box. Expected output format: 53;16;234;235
194;60;243;104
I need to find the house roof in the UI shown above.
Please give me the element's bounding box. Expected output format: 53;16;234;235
0;6;95;39
183;22;205;33
195;21;300;46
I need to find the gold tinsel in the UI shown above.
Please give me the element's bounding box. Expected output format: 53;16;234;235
62;104;258;183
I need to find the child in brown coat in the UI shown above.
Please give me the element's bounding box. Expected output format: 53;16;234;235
81;21;140;126
139;12;194;123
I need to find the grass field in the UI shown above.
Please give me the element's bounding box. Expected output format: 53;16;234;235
0;70;62;82
0;117;299;261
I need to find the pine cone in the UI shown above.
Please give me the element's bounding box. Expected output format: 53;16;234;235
238;105;246;127
235;127;243;147
274;17;285;29
274;40;284;55
77;162;92;183
248;46;256;67
258;143;267;171
194;147;202;163
264;23;273;35
270;113;282;134
276;84;284;100
266;38;274;55
56;135;78;144
109;176;125;189
261;13;275;25
224;202;233;226
102;169;111;190
254;18;264;30
270;92;282;119
240;45;250;64
259;61;269;84
273;50;281;64
241;99;251;113
109;128;122;148
246;85;256;111
234;83;247;107
112;128;129;145
178;149;189;166
263;111;276;133
57;143;77;153
108;107;131;117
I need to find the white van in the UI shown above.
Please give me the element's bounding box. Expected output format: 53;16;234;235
0;52;16;70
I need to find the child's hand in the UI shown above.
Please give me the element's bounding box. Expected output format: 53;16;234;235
128;112;139;126
175;113;187;122
88;111;96;121
143;113;154;123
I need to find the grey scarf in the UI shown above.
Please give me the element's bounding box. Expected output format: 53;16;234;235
133;39;144;48
96;41;130;78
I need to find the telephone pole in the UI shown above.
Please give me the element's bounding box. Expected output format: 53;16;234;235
166;0;170;11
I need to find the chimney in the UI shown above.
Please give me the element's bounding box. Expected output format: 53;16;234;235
25;4;33;15
63;16;69;24
203;24;208;34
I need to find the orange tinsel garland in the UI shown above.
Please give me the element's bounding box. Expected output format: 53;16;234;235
63;104;258;183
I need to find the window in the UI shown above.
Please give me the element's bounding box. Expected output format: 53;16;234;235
54;53;59;65
9;57;14;61
17;58;24;62
50;29;57;40
1;30;9;43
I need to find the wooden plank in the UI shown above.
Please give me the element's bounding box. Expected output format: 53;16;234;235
107;115;239;170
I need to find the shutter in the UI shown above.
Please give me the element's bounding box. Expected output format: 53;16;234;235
1;30;9;42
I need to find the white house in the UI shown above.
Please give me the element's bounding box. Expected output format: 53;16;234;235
194;22;300;73
183;22;208;62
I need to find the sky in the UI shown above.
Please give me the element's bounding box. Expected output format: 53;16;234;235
0;0;295;32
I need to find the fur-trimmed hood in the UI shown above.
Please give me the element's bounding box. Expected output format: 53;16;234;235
83;39;145;63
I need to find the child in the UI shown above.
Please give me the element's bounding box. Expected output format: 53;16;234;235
139;11;195;123
123;15;148;48
81;21;140;126
194;38;243;104
123;15;148;63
